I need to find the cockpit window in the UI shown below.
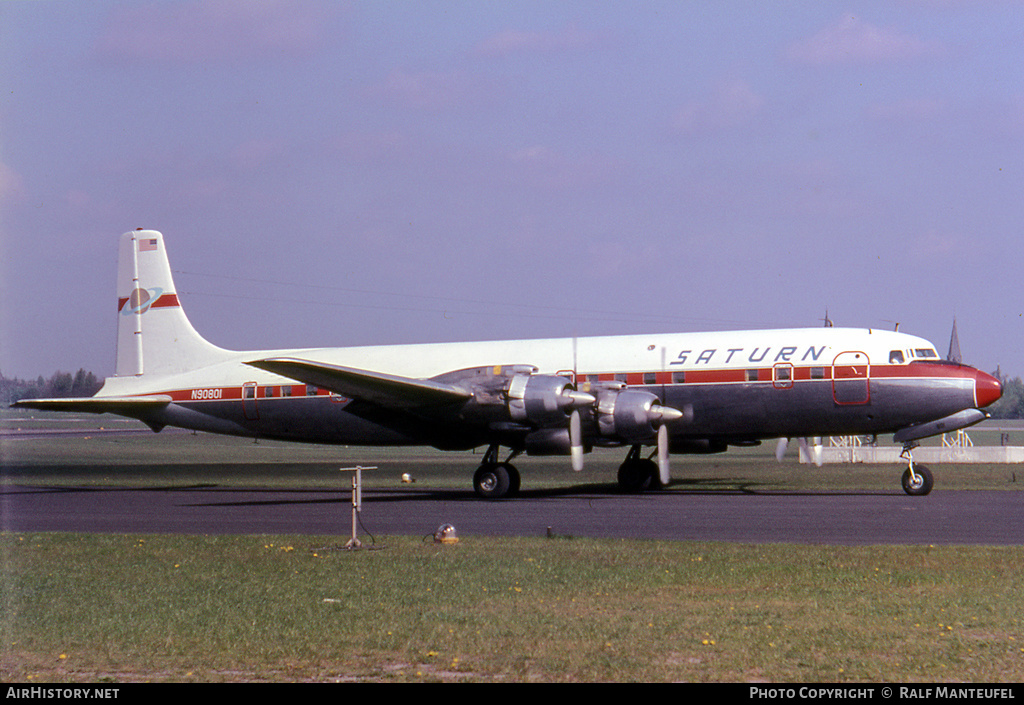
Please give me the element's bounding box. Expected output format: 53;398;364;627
914;348;938;359
889;350;905;364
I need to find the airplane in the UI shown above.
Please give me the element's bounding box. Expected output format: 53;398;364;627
14;229;1003;499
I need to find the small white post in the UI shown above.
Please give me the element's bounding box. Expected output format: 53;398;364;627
340;466;376;549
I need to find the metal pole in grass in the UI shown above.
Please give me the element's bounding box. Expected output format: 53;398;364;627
340;466;376;550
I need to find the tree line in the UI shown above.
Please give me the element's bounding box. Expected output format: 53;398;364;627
3;367;1022;419
988;371;1024;420
1;369;103;405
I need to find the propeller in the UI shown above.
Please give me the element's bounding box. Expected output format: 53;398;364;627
647;401;686;486
777;436;823;466
567;391;687;478
798;437;824;467
569;409;585;472
656;423;670;485
775;437;789;462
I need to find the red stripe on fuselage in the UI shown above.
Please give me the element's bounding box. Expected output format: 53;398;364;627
150;362;979;405
161;385;339;402
871;361;976;379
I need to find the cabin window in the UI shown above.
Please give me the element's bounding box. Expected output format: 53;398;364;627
915;348;938;359
643;372;657;385
810;367;826;379
773;364;794;390
264;386;274;398
281;386;293;397
307;385;318;396
615;373;628;383
889;350;905;364
746;369;759;382
672;371;686;384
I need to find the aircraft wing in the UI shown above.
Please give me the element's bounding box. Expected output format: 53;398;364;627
11;395;173;414
245;357;473;409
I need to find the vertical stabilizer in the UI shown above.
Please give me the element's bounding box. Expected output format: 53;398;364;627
115;230;230;378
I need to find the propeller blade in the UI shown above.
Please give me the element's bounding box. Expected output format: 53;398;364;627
569;409;584;472
657;423;670;486
775;437;789;462
797;437;824;467
797;437;809;462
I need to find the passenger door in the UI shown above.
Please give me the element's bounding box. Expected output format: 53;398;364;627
832;352;870;405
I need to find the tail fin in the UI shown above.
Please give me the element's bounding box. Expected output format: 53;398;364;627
115;230;230;378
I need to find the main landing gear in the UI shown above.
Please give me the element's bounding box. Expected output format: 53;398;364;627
900;443;934;496
473;445;522;499
616;444;661;493
473;442;667;498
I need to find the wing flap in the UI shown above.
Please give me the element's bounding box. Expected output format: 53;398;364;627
11;395;173;415
246;357;472;409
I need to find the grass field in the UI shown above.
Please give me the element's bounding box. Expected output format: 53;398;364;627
2;411;1024;682
3;534;1024;682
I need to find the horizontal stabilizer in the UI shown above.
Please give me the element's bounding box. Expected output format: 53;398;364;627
11;395;173;415
246;357;472;409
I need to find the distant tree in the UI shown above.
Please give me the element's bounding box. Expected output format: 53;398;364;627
71;368;100;397
987;371;1024;419
45;371;73;398
0;369;104;404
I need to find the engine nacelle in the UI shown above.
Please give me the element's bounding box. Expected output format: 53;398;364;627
523;427;591;456
506;374;594;426
596;388;680;443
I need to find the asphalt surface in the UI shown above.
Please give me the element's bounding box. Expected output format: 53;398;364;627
3;483;1023;545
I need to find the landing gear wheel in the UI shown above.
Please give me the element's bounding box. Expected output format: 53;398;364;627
505;463;521;496
901;463;933;496
474;462;518;499
617;458;657;493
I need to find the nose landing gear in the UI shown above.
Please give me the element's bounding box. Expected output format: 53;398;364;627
900;443;934;496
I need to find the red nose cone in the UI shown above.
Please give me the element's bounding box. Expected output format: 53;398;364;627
975;370;1002;408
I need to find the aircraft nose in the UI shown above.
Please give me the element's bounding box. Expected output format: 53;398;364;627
974;369;1002;408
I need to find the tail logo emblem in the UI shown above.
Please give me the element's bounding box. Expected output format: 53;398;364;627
121;287;164;316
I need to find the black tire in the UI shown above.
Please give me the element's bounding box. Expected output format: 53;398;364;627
474;462;511;499
617;458;656;493
504;463;521;496
901;464;934;496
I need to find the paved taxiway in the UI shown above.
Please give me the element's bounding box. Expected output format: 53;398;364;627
3;484;1023;545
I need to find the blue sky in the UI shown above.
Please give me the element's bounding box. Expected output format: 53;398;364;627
2;1;1022;380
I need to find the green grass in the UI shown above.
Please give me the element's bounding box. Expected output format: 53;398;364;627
2;533;1023;682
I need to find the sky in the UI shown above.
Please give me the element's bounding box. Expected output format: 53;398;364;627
1;1;1022;381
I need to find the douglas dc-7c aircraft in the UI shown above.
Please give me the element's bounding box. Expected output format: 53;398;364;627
15;230;1003;498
